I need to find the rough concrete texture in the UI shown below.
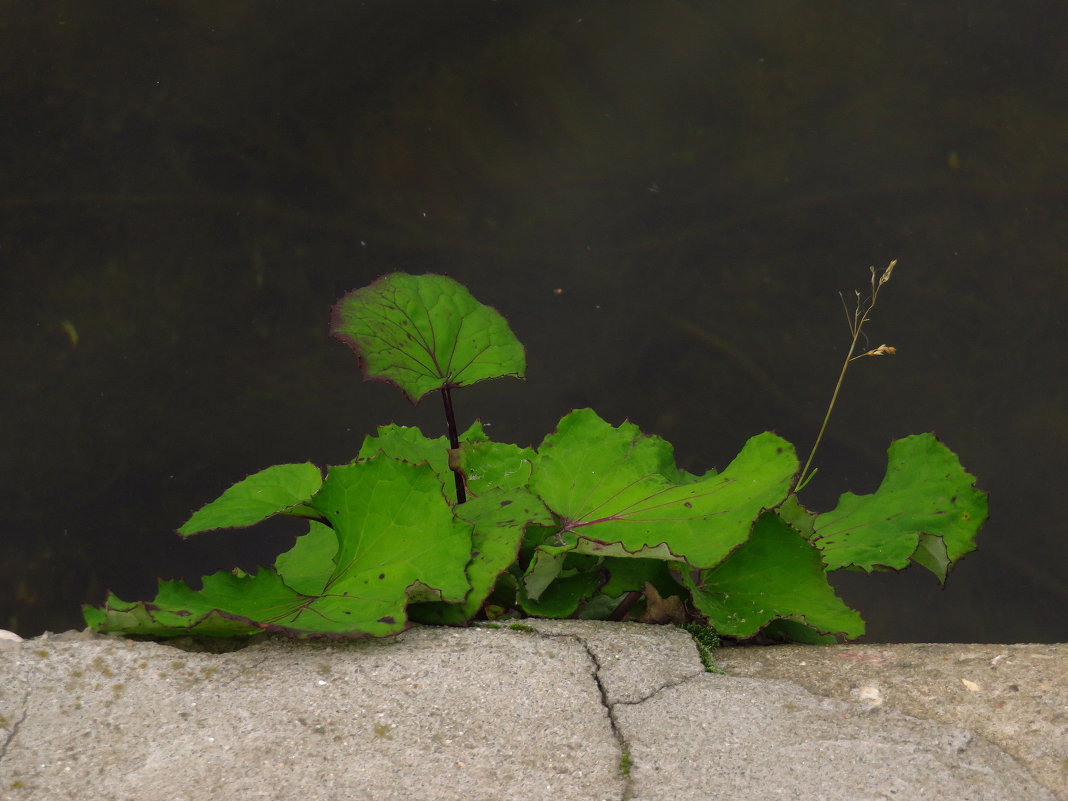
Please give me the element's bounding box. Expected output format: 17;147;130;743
0;622;1063;801
715;642;1068;801
0;626;622;801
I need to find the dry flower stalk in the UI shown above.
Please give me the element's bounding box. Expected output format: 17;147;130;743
792;260;897;493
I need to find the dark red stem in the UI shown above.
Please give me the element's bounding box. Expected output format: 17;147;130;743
440;385;466;505
608;590;642;622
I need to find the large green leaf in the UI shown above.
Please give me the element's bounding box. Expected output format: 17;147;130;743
177;463;324;536
411;487;554;624
358;423;453;473
86;456;475;638
331;273;525;403
150;569;324;633
90;568;395;638
357;422;460;503
529;408;798;569
360;421;529;504
307;458;472;619
812;433;987;581
686;512;865;639
82;590;265;638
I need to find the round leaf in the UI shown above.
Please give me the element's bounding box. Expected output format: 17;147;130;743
331;273;525;403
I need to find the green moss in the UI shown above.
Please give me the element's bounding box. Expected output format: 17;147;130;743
507;623;536;633
619;748;632;777
675;623;722;673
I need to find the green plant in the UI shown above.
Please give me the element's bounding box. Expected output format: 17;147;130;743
84;268;987;642
675;623;721;673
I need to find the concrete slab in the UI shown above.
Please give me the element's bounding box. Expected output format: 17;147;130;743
0;623;1063;801
714;641;1068;801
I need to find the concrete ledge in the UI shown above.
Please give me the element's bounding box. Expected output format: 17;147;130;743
714;641;1068;800
0;623;1063;801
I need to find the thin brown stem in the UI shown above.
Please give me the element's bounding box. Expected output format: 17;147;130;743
791;260;896;494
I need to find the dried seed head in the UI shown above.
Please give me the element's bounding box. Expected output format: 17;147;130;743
879;259;897;286
852;344;897;361
859;344;897;357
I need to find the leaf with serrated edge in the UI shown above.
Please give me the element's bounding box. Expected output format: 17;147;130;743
686;512;864;639
178;463;323;536
411;487;553;624
149;569;317;632
812;433;987;579
331;273;525;404
529;408;797;569
89;457;475;638
305;457;473;632
83;591;265;638
359;420;497;504
777;493;817;539
358;424;452;473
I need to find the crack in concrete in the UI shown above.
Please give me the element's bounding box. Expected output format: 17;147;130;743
526;630;634;801
612;665;707;708
0;690;30;763
575;638;634;801
529;627;711;801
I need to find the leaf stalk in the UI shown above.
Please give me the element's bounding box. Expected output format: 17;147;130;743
440;385;467;504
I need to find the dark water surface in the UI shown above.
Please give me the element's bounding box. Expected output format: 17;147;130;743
3;3;1065;641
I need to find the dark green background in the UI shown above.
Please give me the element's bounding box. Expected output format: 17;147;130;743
3;2;1065;641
